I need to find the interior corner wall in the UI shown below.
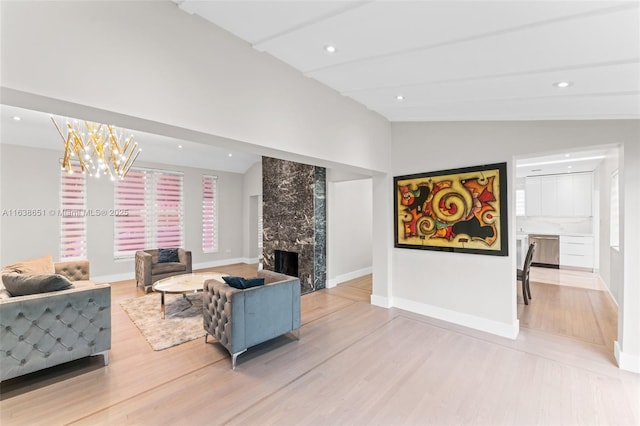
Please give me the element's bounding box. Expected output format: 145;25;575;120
0;144;245;280
242;161;262;261
0;0;391;174
327;179;373;286
389;120;640;341
596;149;622;303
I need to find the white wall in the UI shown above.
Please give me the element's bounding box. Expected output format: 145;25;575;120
0;144;245;281
327;179;373;286
388;121;640;365
242;161;262;261
0;1;391;175
595;149;622;303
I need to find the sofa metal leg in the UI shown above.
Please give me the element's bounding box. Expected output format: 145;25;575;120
94;350;109;366
205;333;209;344
232;350;247;370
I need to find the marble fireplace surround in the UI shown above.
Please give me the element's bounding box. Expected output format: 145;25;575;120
262;157;326;294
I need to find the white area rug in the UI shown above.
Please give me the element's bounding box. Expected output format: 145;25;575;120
120;292;205;351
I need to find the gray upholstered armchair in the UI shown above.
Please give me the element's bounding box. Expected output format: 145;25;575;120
135;248;192;292
203;270;301;369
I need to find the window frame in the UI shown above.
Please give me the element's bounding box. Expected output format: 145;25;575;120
59;161;87;260
202;175;219;253
114;167;184;260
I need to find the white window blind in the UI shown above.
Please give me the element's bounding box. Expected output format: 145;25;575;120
202;175;218;253
60;163;87;259
115;168;184;258
610;170;619;248
515;189;526;216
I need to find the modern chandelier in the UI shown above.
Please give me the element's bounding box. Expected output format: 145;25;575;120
51;116;141;180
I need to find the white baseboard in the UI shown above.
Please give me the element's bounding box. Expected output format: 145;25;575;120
615;341;640;373
192;257;251;270
370;294;392;308
327;267;372;288
93;271;135;284
93;257;252;284
392;296;520;340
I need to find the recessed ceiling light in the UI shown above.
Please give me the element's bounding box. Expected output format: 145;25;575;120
12;116;21;121
568;165;572;169
228;153;233;157
553;81;572;88
564;153;570;158
178;144;183;149
324;45;337;54
396;95;405;101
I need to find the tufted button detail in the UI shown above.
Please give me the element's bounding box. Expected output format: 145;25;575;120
18;335;24;341
56;315;61;320
6;350;11;357
32;320;38;325
5;326;11;332
56;337;61;342
67;324;72;328
20;359;26;365
88;298;93;303
78;310;83;315
89;319;94;323
45;329;50;334
66;303;72;308
33;344;38;349
45;307;51;313
44;352;50;358
68;347;73;351
17;312;23;318
78;332;84;337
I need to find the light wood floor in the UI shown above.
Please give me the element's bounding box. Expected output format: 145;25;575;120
1;264;638;425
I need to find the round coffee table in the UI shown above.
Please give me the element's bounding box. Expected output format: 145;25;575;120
152;272;228;319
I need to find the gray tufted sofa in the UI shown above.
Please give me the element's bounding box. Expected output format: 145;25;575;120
0;260;111;382
203;269;301;369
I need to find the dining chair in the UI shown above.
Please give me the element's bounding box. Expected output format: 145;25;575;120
517;241;536;305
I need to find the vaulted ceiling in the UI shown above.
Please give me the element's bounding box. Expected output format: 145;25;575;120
176;0;640;122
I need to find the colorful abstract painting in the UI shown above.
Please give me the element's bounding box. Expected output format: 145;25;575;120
394;162;508;256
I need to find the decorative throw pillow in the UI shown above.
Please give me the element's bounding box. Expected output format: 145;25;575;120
157;248;179;263
2;273;73;297
244;277;265;288
2;254;55;275
222;276;265;289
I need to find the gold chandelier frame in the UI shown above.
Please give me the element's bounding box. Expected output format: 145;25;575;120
51;116;141;180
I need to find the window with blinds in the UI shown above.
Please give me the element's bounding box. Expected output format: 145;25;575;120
515;189;526;216
114;168;184;259
610;170;619;248
60;163;87;259
202;175;218;253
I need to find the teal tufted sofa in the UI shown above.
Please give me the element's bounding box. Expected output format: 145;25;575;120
0;260;111;382
203;269;301;369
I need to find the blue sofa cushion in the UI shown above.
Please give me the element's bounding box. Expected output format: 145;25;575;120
222;276;265;289
157;248;179;263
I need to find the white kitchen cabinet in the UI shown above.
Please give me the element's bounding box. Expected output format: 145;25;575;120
525;177;541;216
560;235;594;269
539;175;558;216
570;173;593;216
524;172;592;217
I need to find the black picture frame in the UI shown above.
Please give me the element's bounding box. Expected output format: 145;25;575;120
394;162;508;256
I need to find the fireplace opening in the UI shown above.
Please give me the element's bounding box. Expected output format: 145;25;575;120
274;249;299;277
